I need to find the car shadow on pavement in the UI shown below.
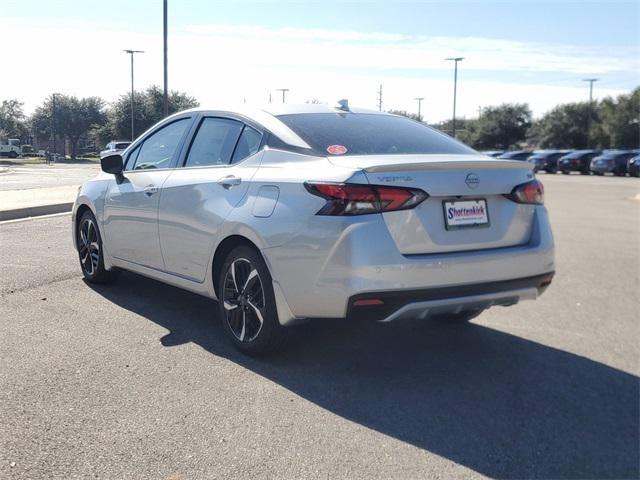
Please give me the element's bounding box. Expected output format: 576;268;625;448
88;272;639;480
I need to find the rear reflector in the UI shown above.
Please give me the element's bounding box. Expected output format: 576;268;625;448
304;182;428;215
352;299;385;307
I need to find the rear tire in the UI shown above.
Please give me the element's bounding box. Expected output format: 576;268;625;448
561;170;569;175
218;245;287;355
431;309;484;324
76;210;119;284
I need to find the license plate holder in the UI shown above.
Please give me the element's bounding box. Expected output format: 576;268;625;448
443;199;490;230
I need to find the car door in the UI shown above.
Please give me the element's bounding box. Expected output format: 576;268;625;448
103;117;192;270
158;116;264;281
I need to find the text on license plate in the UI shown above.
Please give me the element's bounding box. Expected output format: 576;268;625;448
443;199;489;229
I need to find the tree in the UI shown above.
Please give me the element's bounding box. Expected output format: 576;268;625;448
387;109;423;122
430;118;475;144
31;95;107;158
528;102;593;149
99;86;199;143
593;88;640;149
470;104;531;150
0;99;29;141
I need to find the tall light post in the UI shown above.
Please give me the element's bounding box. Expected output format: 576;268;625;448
445;57;464;137
414;97;424;121
124;50;144;141
276;88;289;103
163;0;169;117
583;78;599;147
583;78;599;104
51;93;61;162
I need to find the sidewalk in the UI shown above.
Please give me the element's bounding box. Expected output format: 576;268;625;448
0;163;99;221
0;185;78;221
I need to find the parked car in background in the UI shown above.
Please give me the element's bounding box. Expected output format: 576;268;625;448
480;150;505;158
73;104;555;354
100;141;132;159
527;150;566;173
627;155;640;177
497;150;534;161
558;150;602;175
590;150;638;176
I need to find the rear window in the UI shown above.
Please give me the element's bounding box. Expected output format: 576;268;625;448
114;143;131;150
564;150;592;159
276;113;474;156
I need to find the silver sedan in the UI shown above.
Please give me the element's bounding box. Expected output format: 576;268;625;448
73;103;555;354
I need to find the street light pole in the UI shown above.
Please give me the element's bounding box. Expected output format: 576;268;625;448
414;97;424;121
445;57;464;137
583;78;599;104
51;93;60;162
583;78;599;147
276;88;289;103
124;50;144;141
163;0;169;117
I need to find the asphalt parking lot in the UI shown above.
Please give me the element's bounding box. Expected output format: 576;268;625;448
0;174;638;479
0;163;100;191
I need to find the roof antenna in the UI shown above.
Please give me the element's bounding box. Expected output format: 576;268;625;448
336;99;350;112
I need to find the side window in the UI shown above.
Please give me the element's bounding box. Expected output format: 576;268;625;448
184;117;243;167
231;125;263;164
130;118;190;170
125;144;141;169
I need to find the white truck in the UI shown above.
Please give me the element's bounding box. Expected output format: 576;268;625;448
0;139;22;158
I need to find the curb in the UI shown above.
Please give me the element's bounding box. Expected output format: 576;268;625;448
0;202;73;222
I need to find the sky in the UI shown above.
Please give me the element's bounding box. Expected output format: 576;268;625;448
1;0;639;122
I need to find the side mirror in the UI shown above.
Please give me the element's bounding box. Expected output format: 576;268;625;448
101;154;124;180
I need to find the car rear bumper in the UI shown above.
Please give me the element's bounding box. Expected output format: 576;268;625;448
559;162;585;171
590;164;614;173
263;205;555;325
347;272;554;322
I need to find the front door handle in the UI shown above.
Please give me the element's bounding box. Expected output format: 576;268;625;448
217;175;242;189
144;185;159;197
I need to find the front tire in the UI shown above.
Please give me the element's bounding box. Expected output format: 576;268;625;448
218;245;286;355
76;210;119;284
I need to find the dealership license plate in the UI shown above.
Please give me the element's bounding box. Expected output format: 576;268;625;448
443;199;489;229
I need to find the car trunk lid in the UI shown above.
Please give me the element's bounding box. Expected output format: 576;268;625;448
330;154;538;255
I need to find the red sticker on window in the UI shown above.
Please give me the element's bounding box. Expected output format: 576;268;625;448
326;144;348;155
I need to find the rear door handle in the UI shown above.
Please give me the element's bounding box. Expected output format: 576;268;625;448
144;185;159;197
217;175;242;189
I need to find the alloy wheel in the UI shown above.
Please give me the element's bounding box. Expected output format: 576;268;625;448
222;258;266;343
78;218;100;276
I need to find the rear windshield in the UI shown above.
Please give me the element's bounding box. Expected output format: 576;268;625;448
564;150;593;159
498;151;529;159
276;113;474;156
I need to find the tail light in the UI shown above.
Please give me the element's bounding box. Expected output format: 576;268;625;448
505;179;544;205
304;182;428;215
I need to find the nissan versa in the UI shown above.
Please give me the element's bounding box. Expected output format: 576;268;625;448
73;104;555;354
